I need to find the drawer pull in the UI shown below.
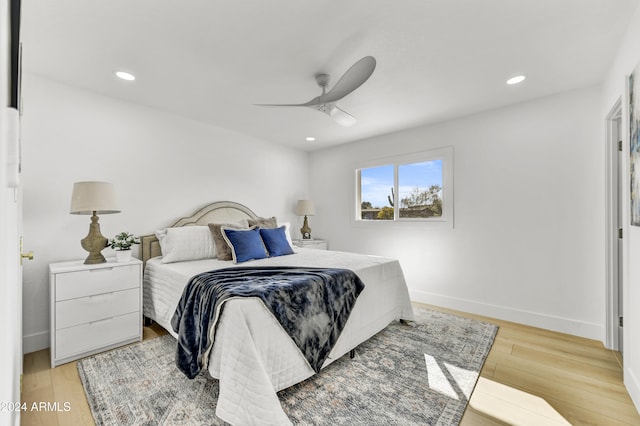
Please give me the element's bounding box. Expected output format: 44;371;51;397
90;267;113;272
89;317;114;326
88;292;114;300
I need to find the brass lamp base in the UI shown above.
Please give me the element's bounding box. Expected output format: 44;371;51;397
300;215;312;240
81;212;108;264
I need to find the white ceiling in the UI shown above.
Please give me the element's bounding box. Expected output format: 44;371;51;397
20;0;638;151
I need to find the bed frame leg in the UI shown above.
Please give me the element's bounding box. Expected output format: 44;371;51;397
349;349;355;359
143;317;153;327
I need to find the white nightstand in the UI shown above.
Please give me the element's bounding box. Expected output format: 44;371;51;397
49;258;143;367
292;239;328;250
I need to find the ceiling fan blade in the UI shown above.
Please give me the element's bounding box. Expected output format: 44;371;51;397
321;56;376;103
329;105;357;127
254;98;319;108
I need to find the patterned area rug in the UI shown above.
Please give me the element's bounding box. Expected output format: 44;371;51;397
78;307;497;425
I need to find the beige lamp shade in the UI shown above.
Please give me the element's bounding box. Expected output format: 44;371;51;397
70;182;120;214
295;200;315;216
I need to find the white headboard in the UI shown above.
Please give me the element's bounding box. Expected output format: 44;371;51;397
140;201;258;267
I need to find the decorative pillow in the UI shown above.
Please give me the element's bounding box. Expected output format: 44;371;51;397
247;216;277;228
278;222;294;249
155;228;168;253
208;222;248;261
259;226;295;257
221;227;269;263
155;226;216;264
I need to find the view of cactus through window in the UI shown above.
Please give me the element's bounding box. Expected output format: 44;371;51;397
359;160;443;220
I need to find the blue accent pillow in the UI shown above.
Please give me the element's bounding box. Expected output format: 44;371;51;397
221;227;268;263
259;226;295;257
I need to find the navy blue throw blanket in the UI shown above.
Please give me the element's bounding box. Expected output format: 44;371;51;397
171;266;365;379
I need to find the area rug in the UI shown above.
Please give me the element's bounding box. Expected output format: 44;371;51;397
78;307;497;425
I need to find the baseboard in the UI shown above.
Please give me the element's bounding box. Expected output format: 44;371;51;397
410;290;603;341
23;330;49;354
626;367;640;414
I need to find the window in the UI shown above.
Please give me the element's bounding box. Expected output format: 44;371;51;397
398;160;443;219
359;164;394;220
355;147;453;224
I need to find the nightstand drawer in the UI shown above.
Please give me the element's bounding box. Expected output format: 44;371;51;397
292;239;328;250
55;264;138;301
56;288;140;330
55;312;140;360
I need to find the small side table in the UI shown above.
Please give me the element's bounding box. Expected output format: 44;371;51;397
49;258;142;367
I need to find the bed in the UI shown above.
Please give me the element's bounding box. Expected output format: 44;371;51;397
141;201;414;425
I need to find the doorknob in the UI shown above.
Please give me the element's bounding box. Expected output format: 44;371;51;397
20;237;34;265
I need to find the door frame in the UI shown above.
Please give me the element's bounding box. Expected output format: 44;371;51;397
1;1;22;425
605;97;623;351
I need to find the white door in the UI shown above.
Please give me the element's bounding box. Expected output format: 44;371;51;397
1;0;23;425
0;128;22;426
606;99;624;352
616;113;624;353
0;116;23;425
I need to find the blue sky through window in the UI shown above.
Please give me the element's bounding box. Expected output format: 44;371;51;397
398;160;443;203
360;160;443;208
360;165;394;208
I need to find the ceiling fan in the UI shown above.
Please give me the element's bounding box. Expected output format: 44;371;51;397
256;56;376;127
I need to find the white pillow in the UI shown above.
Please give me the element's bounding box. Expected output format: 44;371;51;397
278;222;295;250
155;226;216;264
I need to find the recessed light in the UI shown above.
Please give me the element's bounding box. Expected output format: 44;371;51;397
306;137;315;142
115;71;136;81
506;75;526;85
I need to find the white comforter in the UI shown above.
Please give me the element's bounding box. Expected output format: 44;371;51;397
143;248;414;425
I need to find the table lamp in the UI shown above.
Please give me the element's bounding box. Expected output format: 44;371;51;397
295;200;315;239
70;181;120;264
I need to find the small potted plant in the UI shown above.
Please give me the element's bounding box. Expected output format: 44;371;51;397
108;232;140;262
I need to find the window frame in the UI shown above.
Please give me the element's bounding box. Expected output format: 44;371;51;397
353;146;453;227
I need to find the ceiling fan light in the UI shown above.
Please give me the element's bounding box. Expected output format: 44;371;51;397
330;107;356;127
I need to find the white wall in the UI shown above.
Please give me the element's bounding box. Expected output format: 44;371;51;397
602;3;640;413
20;74;309;353
309;86;604;340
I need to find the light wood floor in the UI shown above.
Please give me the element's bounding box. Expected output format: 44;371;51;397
21;304;640;425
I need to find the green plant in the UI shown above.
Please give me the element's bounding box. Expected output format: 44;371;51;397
377;206;394;220
108;232;140;251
